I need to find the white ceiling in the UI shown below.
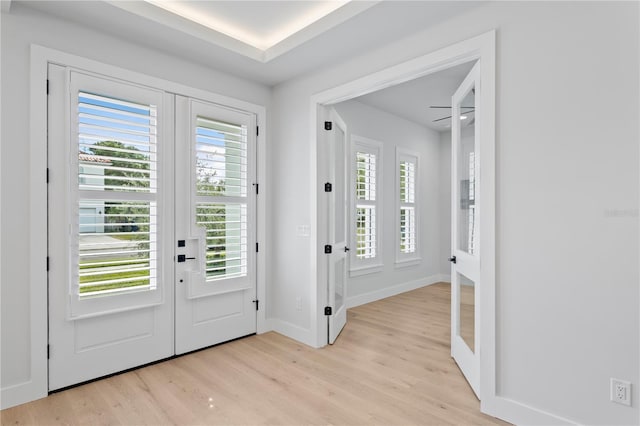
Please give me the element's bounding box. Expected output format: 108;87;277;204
355;61;475;132
15;1;484;86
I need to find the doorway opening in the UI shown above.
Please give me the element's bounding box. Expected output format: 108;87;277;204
311;31;495;409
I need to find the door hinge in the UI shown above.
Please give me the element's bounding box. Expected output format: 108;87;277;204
47;344;50;359
324;121;332;131
46;79;49;95
256;126;259;137
253;183;259;195
253;299;259;311
256;242;259;253
324;244;332;254
46;257;50;271
324;182;332;192
324;306;332;316
46;168;50;183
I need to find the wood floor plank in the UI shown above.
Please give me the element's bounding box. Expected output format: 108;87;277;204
1;282;508;425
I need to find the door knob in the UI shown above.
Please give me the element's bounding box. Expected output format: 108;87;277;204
448;255;457;264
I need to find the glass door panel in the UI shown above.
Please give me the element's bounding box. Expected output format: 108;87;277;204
456;88;477;255
450;61;481;398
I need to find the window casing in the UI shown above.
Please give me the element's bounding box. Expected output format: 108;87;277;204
396;149;420;266
350;136;383;275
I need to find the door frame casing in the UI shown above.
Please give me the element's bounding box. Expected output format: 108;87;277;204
310;31;496;413
19;44;267;409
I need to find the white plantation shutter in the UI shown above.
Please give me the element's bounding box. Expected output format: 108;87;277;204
195;116;249;282
355;152;377;259
350;136;383;273
67;71;167;318
78;92;157;192
76;91;159;297
355;206;376;259
397;149;419;264
399;160;416;253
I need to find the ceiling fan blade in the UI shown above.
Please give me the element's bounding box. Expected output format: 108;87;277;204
433;115;452;122
432;109;477;123
429;106;476;109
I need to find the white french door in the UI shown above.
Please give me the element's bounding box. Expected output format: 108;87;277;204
174;96;257;354
327;108;348;344
48;64;257;390
450;61;481;397
48;65;174;390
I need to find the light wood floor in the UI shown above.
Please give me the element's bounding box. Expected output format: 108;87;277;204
1;282;508;425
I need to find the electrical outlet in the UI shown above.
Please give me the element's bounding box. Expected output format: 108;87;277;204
610;378;631;406
295;297;302;311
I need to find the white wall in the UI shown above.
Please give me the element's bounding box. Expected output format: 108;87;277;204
270;2;639;424
332;100;442;305
0;3;271;406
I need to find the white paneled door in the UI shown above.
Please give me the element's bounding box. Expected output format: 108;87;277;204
48;64;257;390
450;61;481;398
327;108;348;344
174;96;257;354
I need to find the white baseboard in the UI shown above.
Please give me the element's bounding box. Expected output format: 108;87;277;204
439;273;451;283
1;380;47;410
483;395;577;426
267;319;318;348
346;274;444;309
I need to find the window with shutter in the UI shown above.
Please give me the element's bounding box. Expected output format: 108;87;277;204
355;152;376;259
396;149;420;265
350;136;383;275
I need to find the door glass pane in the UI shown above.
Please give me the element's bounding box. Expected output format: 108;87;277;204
456;87;477;254
78;201;156;296
195;115;249;283
196;202;247;281
78;92;157;193
76;91;158;298
196;117;247;197
458;272;475;352
335;257;345;311
334;126;345;242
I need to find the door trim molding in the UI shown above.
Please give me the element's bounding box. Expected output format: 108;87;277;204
309;30;497;414
2;44;267;410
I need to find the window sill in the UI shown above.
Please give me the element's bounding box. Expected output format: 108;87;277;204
349;263;384;277
394;257;422;269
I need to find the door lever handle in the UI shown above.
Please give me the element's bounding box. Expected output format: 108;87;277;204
344;246;350;252
448;255;457;264
177;255;196;263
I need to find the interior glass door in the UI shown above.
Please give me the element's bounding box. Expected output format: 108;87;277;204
450;61;481;397
328;107;348;344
